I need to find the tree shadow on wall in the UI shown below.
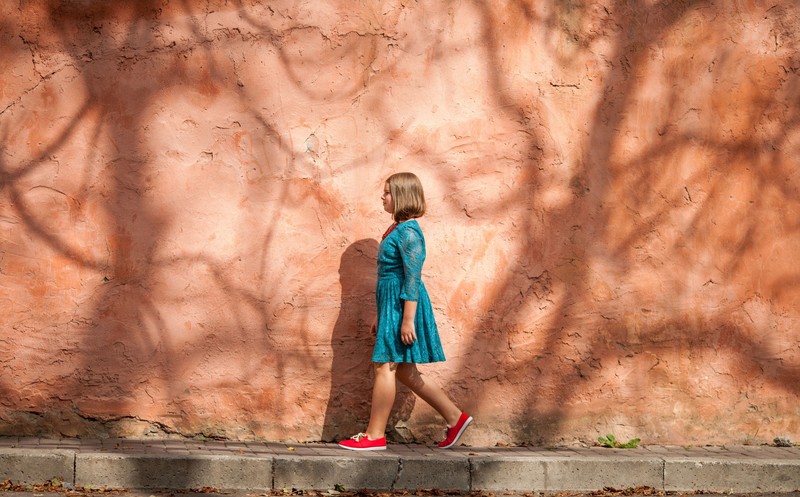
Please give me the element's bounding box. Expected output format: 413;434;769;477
4;0;799;451
321;239;416;442
1;0;402;447
455;0;800;444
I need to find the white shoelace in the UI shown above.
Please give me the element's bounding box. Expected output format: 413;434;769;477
351;432;368;441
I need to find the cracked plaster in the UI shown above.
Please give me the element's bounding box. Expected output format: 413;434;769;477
0;0;799;445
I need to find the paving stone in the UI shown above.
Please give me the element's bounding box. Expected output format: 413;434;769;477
273;454;398;491
543;456;664;491
665;458;800;493
0;449;74;484
393;455;470;491
470;456;546;491
75;452;273;490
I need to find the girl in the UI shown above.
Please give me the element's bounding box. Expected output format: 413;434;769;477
338;172;472;451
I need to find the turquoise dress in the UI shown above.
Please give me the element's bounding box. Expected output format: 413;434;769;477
372;220;446;363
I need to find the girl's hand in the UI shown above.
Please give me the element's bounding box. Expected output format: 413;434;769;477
400;321;417;345
400;300;418;345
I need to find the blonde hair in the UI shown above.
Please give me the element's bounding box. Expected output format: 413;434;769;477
387;172;426;222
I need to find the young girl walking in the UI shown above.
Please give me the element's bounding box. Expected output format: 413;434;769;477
338;172;472;451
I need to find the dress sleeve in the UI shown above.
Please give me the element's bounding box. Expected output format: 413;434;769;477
398;225;426;301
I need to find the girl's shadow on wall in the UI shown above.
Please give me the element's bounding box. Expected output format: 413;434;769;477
321;239;415;442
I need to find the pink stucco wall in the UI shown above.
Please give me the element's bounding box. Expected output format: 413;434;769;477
1;0;798;445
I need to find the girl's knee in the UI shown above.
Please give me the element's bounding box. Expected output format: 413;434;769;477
374;362;398;375
396;364;422;388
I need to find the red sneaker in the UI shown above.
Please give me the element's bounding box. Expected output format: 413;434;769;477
338;432;387;451
438;413;473;448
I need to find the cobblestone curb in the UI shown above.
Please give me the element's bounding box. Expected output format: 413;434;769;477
0;439;798;493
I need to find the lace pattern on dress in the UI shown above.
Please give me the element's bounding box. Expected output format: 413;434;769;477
398;223;426;301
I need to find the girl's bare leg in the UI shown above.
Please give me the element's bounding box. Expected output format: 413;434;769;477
365;362;397;439
396;363;462;426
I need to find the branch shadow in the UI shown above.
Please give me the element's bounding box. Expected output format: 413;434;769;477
1;0;799;453
458;0;800;444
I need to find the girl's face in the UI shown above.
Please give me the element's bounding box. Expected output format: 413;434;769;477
381;182;394;215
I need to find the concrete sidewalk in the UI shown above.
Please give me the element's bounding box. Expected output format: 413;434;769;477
1;437;799;493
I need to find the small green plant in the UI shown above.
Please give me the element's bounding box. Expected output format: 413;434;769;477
598;433;641;448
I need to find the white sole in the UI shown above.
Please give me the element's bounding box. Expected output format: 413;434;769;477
337;444;387;451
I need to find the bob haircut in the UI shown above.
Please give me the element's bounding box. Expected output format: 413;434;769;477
386;172;426;222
